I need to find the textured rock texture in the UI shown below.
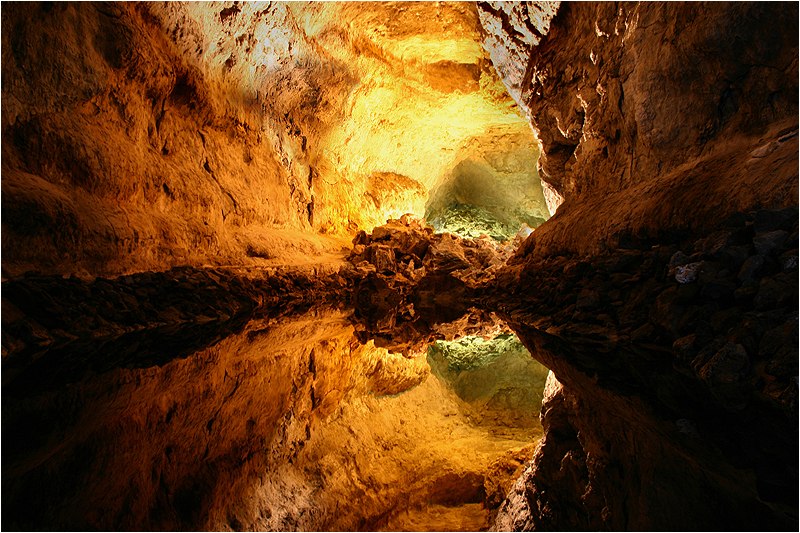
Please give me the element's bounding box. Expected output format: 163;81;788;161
2;1;542;279
3;2;340;277
425;126;549;239
3;1;799;531
480;2;798;254
474;3;799;530
347;215;516;355
490;207;798;530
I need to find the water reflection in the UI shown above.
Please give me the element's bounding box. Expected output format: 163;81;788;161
428;335;548;440
2;302;548;531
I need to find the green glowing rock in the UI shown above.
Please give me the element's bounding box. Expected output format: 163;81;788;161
428;333;523;371
428;203;546;242
427;333;551;435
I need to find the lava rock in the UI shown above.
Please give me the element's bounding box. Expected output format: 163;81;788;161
674;262;702;284
369;245;396;274
754;273;797;310
780;249;798;270
753;207;798;233
737;254;768;283
753;230;789;255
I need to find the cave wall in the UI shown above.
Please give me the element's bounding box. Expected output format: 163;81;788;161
491;206;799;529
3;2;798;531
2;2;331;278
479;1;799;255
494;368;795;531
479;2;799;530
2;1;534;278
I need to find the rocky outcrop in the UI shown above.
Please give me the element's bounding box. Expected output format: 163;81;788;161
480;2;798;254
491;207;798;530
347;215;514;354
475;3;799;529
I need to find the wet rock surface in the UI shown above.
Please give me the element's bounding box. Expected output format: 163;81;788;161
491;207;799;530
2;265;352;381
3;271;357;405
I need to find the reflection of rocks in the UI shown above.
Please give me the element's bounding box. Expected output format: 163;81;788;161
1;254;543;532
2;303;537;531
348;215;512;354
428;334;549;439
493;208;799;530
2;310;363;531
352;298;508;357
1;264;354;393
365;345;431;396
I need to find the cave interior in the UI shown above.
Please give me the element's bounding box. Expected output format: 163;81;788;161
1;1;798;532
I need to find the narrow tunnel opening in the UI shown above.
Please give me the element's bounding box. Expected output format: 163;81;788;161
423;126;551;242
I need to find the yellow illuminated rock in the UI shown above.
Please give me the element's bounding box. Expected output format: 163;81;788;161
1;2;547;276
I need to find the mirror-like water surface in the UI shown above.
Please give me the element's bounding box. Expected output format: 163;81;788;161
3;304;549;531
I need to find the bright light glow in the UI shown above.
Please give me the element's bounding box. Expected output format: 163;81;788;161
176;2;541;236
381;35;485;64
319;71;529;231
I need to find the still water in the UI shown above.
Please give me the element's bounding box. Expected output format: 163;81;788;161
2;305;549;531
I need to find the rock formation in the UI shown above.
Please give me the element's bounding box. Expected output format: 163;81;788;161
491;206;799;530
1;1;798;532
2;1;546;278
478;2;798;530
480;2;798;254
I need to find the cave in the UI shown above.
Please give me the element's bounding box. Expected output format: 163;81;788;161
1;2;798;532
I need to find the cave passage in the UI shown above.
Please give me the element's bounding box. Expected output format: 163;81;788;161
423;127;551;242
2;1;798;532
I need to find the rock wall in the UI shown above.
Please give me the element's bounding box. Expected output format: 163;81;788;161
479;2;799;530
480;2;798;255
3;2;798;531
3;2;335;278
491;207;798;530
2;1;537;278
